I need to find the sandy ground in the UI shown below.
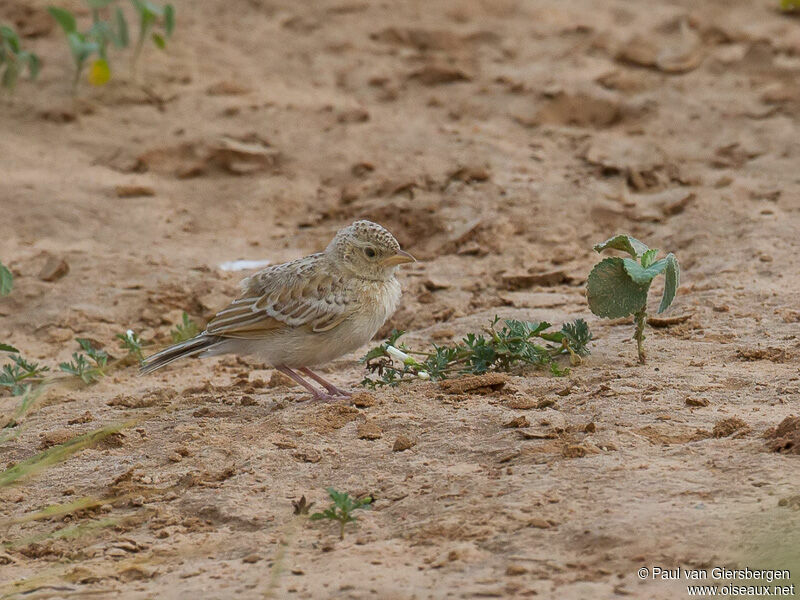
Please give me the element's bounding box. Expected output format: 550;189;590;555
2;0;800;598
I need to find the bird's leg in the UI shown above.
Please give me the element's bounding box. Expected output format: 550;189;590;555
275;366;337;402
299;367;351;397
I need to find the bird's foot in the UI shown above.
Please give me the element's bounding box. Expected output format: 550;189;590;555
309;391;345;403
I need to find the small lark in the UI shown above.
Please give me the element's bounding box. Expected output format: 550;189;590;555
140;220;415;400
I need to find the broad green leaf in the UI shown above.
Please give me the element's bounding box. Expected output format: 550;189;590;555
0;343;19;353
622;257;667;286
144;0;164;16
587;257;648;319
593;234;650;259
67;32;91;64
88;58;111;85
164;4;175;35
0;25;20;52
48;7;77;33
641;248;658;268
657;253;680;313
21;52;41;79
0;262;12;295
151;32;165;49
115;7;129;46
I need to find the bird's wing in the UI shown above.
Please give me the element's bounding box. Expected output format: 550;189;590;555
205;256;352;339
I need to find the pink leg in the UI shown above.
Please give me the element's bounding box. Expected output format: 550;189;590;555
299;367;351;397
276;366;337;402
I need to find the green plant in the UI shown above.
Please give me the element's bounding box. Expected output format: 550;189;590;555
116;329;145;363
0;349;50;396
780;0;800;11
59;338;108;384
48;0;173;90
361;317;591;387
130;0;174;74
0;24;40;92
586;234;680;364
170;312;198;343
0;262;13;295
0;422;126;486
309;488;373;540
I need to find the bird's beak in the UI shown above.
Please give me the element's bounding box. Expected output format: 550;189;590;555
381;249;416;266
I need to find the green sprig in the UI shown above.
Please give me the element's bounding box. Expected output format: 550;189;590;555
309;488;373;540
361;317;592;388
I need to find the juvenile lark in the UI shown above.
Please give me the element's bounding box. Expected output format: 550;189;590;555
140;220;415;400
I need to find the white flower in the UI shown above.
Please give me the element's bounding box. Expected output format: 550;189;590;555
386;345;411;363
417;371;430;380
126;329;135;339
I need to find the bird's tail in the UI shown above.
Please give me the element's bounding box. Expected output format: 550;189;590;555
139;334;222;375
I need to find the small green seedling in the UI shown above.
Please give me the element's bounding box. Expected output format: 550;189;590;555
1;347;50;396
0;24;40;92
362;317;591;387
49;6;100;90
59;338;108;384
130;0;174;74
170;312;199;343
586;234;680;364
0;261;12;295
116;329;146;363
309;488;373;540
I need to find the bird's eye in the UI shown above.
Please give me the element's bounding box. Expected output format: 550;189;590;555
364;247;376;258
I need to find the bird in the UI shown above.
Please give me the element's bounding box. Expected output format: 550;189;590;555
140;220;415;401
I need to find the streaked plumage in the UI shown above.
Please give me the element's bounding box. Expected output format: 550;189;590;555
140;220;415;400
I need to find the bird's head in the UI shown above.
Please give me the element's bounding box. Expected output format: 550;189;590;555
326;220;415;280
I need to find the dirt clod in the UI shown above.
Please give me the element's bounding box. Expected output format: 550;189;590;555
439;373;508;394
713;417;750;438
357;420;383;440
765;416;800;454
503;416;529;429
392;435;416;452
38;255;69;282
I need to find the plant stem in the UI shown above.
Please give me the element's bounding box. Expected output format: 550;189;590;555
72;66;81;95
634;308;647;364
339;520;345;540
131;30;146;78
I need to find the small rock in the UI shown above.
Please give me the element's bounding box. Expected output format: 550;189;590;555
68;411;94;424
242;554;261;563
357;420;383;440
351;392;376;408
685;397;710;407
115;185;155;198
503;416;529;429
506;397;539;410
439;373;507;394
393;435;416;452
528;518;551;529
38;255;69;282
506;564;528;576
